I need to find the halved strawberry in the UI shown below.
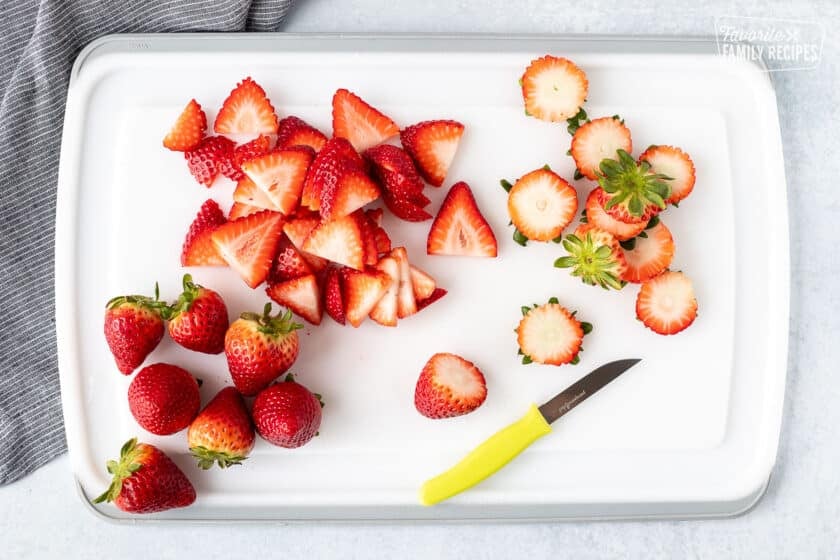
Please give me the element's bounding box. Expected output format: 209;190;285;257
364;144;427;204
636;270;698;335
417;288;447;311
427;182;497;257
599;149;671;224
181;199;227;266
554;223;627;290
266;274;322;325
409;264;436;301
283;218;329;272
228;202;263;221
516;300;589;365
400;120;464;187
507;168;577;242
323;266;346;325
232;176;278;211
241;149;313;215
639;145;696;205
210;210;285;288
268;234;314;283
302;214;364;270
570;116;632;180
521;55;588;122
301;137;363;211
342;267;391;327
163;99;206;152
351;210;379;266
332;89;399;152
319;169;380;221
382;193;432;222
388;247;417;318
184;136;234;187
621;221;675;284
370;256;399;327
220;135;273;181
414;353;487;419
584;187;647;241
276;116;327;152
214;77;277;135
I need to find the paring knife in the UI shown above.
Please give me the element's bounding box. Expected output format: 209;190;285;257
419;358;641;506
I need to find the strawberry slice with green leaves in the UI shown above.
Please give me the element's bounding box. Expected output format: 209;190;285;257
414;353;487;419
516;299;591;365
211;210;285;288
620;219;675;284
184;136;234;188
181;199;227;267
554;223;627;290
332;88;399;152
636;271;698;335
241;149;314;215
323;266;346;325
302;214;365;270
570;116;632;181
342;267;391;328
599;149;672;224
427;181;497;257
521;55;588;122
370;256;399;327
214;77;278;135
399;120;464;187
504;167;577;244
276;116;328;152
639;145;696;205
583;187;647;241
163;99;206;152
266;274;323;325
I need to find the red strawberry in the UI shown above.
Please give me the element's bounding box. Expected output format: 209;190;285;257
283;217;329;271
636;271;698;335
414;353;487;419
182;199;227;267
365;207;384;226
233;176;278;211
302;214;365;270
516;300;589;365
127;363;201;435
400;120;464;187
188;387;255;470
103;287;166;375
163;99;206;152
584;187;647;241
639;145;696;205
211;210;285;288
167;274;229;354
300;137;363;211
389;247;417;318
427;182;497;257
332;88;399;152
382;193;432;222
409;264;436;301
599;149;670;224
507;168;577;242
342;267;391;327
521;55;588;122
323;266;346;325
184;136;234;187
554;223;627;290
373;224;392;254
417;287;447;311
570;116;633;180
364;144;426;203
252;375;323;448
224;303;302;396
319;168;380;221
351;210;379;266
228;201;263;220
241;149;313;215
369;256;399;327
220;134;273;181
276;116;327;152
266;274;323;325
93;438;195;514
621;221;675;283
269;234;314;283
214;77;278;135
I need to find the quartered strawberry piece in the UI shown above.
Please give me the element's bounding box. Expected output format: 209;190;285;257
621;221;676;283
319;169;380;222
241;149;314;215
220;135;273;181
369;256;399;327
373;225;392;254
400;120;464;187
364;144;426;203
351;210;380;266
283;217;329;272
365;208;383;226
342;267;391;328
302;214;365;270
228;201;263;221
416;287;447;311
389;247;417;319
268;234;314;283
639;145;696;205
184;136;235;188
323;266;346;325
516;301;587;366
570;116;633;181
414;353;487;419
382;193;432;222
332;88;399;152
214;77;278;135
636;271;698;335
276;116;328;152
266;274;323;325
507;168;577;242
301;137;365;212
409;264;436;301
584;187;647;241
163;99;206;152
427;182;497;257
521;55;588;122
181;199;227;267
232;176;279;211
210;210;285;288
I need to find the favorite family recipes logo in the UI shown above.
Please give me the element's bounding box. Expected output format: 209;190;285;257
715;16;823;71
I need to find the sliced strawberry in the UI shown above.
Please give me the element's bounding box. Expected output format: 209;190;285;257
382;194;432;223
521;55;588;122
283;218;329;272
389;247;417;318
409;264;436;301
399;120;464;187
319;168;380;221
228;201;263;221
332;88;399;152
301;137;364;212
276;116;327;152
369;256;399;327
302;214;364;270
416;287;447;311
364;144;426;203
214;77;277;135
427;182;497;257
241;149;313;215
232;176;278;211
636;271;698;335
268;234;314;283
570;117;633;180
184;136;234;188
621;221;676;284
373;225;392;254
323;266;346;325
507;168;577;242
351;210;379;266
639;145;696;205
220;135;273;181
414;353;487;419
516;301;586;365
342;267;391;328
585;188;647;241
210;210;285;288
163;99;206;152
365;208;383;226
265;274;322;325
181;199;227;266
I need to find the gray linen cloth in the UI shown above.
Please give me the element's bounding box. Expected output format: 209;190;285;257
0;0;296;485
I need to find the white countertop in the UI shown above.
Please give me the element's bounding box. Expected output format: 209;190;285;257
4;1;839;557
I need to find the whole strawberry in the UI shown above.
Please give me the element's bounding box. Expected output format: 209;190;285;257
252;375;323;448
167;274;229;354
94;438;196;514
103;284;167;375
224;303;303;396
188;387;255;469
128;363;201;435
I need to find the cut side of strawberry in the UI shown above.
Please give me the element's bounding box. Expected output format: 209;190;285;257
181;199;227;267
351;210;379;266
266;274;323;325
319;169;380;222
517;301;587;365
584;187;647;241
241;149;313;215
323;266;346;325
521;55;588;122
276;116;327;152
621;221;675;284
268;234;314;283
400;120;464;187
228;201;263;221
409;264;436;301
639;145;696;205
388;247;417;319
570;116;632;181
220;135;273;181
210;210;285;288
232;176;279;211
163;99;206;152
342;267;391;328
302;214;364;270
214;77;278;135
332;88;399;152
184;136;234;188
507;168;577;242
283;217;329;272
301;137;362;212
417;287;447;311
370;256;399;327
636;270;698;335
427;182;497;257
414;353;487;419
373;225;392;254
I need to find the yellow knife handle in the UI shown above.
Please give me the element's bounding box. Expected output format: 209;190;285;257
419;404;552;506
